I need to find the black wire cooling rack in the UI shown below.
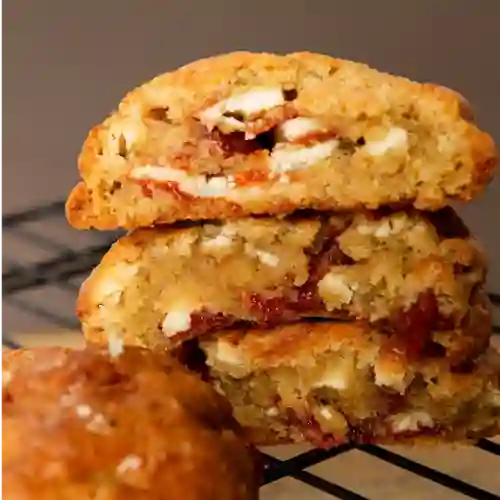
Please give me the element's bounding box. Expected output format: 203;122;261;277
3;200;500;500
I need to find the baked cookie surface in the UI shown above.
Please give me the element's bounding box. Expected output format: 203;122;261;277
2;346;259;500
78;208;490;364
194;321;500;447
66;52;497;229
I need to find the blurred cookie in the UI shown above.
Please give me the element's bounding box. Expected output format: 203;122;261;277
66;51;496;229
2;346;259;500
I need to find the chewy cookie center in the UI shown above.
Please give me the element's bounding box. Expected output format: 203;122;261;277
122;84;417;202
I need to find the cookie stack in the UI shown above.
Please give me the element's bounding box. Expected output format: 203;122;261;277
67;52;500;446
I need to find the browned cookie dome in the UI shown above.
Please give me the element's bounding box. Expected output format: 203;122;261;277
2;346;260;500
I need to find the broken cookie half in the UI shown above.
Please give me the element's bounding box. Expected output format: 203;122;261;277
77;208;490;366
66;51;497;230
194;321;500;447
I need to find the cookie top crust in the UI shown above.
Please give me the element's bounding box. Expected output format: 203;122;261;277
2;346;259;500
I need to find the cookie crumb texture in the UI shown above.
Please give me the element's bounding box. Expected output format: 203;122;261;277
2;347;259;500
197;322;500;447
66;52;497;229
78;208;489;364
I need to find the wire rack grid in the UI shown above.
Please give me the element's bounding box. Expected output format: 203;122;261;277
3;200;500;500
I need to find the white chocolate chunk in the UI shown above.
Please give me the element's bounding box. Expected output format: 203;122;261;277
200;87;285;128
278;117;324;142
313;356;355;391
265;407;280;417
365;127;408;156
86;413;109;434
213;115;247;132
76;404;93;419
255;249;280;267
319;407;335;420
390;411;434;433
318;273;355;304
129;166;236;198
75;404;109;433
212;341;243;367
244;243;280;267
202;233;234;251
225;88;285;116
194;176;235;197
2;370;12;387
202;226;237;252
107;333;124;358
270;140;338;174
314;406;349;434
356;216;407;238
374;364;413;393
116;454;142;475
374;218;406;237
162;310;192;338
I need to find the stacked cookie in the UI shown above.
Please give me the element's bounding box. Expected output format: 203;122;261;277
67;52;500;446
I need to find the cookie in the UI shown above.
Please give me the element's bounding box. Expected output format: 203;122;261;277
66;52;497;229
194;321;500;447
2;346;259;500
77;208;490;364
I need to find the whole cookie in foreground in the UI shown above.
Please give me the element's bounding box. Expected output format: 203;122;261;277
66;51;497;229
194;322;500;447
2;346;259;500
77;208;490;365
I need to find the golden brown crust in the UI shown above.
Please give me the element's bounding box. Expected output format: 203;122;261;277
66;182;102;229
197;324;500;447
66;51;497;229
199;320;480;378
76;209;489;365
2;346;259;500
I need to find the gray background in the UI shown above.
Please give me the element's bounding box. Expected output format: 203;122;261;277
4;0;500;302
